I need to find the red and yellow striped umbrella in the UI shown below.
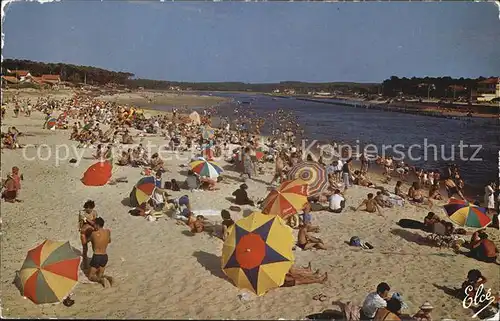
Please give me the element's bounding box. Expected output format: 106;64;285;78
19;240;80;304
261;179;309;219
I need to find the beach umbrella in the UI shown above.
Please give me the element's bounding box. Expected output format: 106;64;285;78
443;198;491;228
287;161;327;196
255;151;265;161
81;161;112;186
201;126;215;140
189;111;201;125
129;176;161;207
189;158;223;178
46;118;57;130
19;240;80;304
261;179;309;219
221;212;294;296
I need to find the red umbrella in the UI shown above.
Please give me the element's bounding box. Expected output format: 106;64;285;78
81;161;112;186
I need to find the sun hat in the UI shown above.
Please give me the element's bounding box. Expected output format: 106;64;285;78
420;302;434;310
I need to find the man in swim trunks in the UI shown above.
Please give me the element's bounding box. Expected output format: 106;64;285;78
297;221;326;250
88;217;113;288
355;193;384;217
282;264;328;287
79;200;98;266
445;178;465;200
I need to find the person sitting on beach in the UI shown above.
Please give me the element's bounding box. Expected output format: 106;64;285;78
459;269;487;301
300;203;320;232
117;150;130;166
325;189;345;213
1;173;21;203
361;282;391;320
469;231;498;263
79;200;99;266
232;184;255;206
408;182;433;209
444;178;465;200
150;153;165;172
428;183;443;200
297;221;326;250
355;193;383;217
373;297;403;321
423;212;441;232
88;217;113;288
282;264;328;287
394;181;407;200
2;131;14;150
220;210;235;241
122;130;135;144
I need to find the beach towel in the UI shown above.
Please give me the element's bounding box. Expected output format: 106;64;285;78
387;193;405;207
193;209;220;217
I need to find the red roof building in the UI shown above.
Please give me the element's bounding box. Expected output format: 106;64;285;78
1;76;20;84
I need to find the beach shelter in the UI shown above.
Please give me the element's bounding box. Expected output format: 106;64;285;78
189;111;201;125
46;118;57;130
443;198;491;228
129;176;161;207
261;179;309;219
81;161;112;186
221;212;294;296
18;240;80;304
287;161;327;196
189;158;223;179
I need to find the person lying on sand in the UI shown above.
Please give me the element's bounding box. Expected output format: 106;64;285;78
282;263;328;287
355;193;383;217
79;200;98;266
375;191;393;208
297;221;326;250
88;217;114;288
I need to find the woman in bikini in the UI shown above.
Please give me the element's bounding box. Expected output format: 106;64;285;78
79;200;98;266
282;263;328;288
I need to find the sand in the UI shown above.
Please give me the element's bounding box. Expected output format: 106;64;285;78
1;89;499;319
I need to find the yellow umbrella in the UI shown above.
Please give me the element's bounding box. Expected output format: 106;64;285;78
221;212;294;296
261;179;309;219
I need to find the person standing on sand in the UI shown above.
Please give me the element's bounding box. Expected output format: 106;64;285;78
444;178;465;200
79;200;98;266
342;158;354;192
484;182;495;216
88;217;113;288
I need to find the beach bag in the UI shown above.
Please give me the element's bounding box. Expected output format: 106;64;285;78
349;236;361;247
171;179;180;192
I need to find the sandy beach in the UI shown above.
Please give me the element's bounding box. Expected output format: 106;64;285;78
1;89;498;319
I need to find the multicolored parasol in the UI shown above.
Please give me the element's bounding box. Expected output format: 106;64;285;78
443;198;491;228
190;158;223;178
46;118;57;129
129;176;162;207
261;179;309;219
19;240;80;304
287;161;328;196
221;212;294;296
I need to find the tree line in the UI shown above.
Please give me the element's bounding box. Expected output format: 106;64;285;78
2;59;495;98
381;76;495;99
2;59;134;86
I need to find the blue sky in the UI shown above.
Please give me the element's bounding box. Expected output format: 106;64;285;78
3;1;500;83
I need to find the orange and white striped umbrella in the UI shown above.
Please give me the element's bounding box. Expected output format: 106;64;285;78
261;179;308;219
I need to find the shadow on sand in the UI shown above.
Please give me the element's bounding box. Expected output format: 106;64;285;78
390;228;431;246
192;250;228;281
